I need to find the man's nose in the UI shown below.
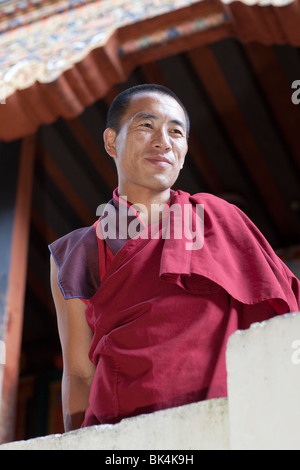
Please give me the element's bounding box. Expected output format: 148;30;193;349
153;129;171;151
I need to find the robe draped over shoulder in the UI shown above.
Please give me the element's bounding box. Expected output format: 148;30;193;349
160;191;300;313
49;224;100;300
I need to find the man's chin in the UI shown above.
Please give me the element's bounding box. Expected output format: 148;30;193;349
144;173;180;192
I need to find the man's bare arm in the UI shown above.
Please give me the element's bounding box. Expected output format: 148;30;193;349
50;255;96;432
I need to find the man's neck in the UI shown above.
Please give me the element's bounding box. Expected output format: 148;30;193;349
117;185;172;225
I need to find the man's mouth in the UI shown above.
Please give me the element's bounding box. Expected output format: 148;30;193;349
145;155;173;167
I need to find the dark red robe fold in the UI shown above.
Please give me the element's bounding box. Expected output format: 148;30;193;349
160;191;299;312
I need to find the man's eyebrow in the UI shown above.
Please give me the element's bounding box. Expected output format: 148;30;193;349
133;112;186;129
169;118;185;129
133;112;158;121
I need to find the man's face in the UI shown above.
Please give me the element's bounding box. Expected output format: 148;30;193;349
104;92;188;196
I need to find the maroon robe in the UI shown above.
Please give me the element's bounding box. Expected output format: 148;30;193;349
49;190;300;426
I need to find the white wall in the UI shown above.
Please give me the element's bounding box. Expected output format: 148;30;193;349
227;311;300;450
0;397;229;450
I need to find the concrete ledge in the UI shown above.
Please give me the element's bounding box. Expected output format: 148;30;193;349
0;398;229;450
227;312;300;450
2;312;300;450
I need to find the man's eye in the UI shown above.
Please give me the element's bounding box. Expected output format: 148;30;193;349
141;123;152;128
171;129;183;135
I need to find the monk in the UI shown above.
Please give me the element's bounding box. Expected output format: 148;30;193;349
49;84;300;432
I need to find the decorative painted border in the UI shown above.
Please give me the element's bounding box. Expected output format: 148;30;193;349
0;0;203;98
118;12;230;56
0;0;99;34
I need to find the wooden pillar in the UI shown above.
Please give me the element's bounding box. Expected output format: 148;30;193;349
0;135;36;444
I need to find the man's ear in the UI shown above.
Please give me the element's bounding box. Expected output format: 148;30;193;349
103;128;117;158
180;155;186;170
